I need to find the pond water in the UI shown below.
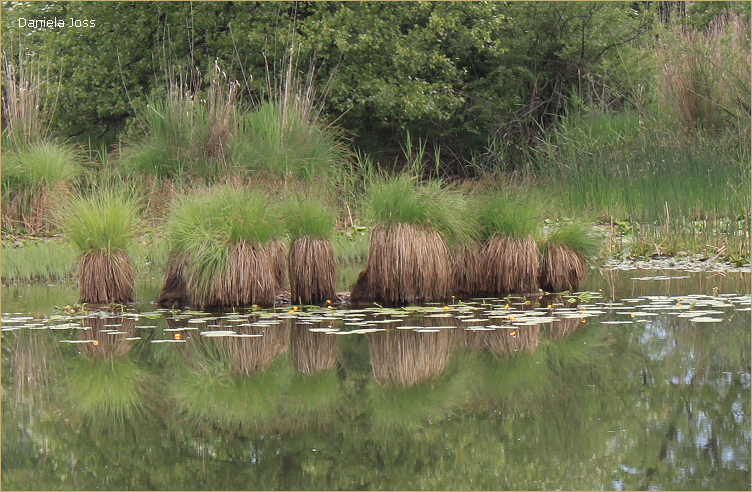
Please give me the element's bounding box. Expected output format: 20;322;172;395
1;266;750;490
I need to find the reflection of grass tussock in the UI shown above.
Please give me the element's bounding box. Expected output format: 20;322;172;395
290;326;338;375
9;329;60;417
367;329;452;386
172;356;292;432
226;323;290;376
79;314;137;358
485;325;542;357
368;351;478;433
548;316;584;340
65;355;147;424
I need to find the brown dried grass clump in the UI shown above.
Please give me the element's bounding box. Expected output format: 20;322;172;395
367;329;452;386
189;239;287;309
290;326;338;375
226;322;290;376
539;244;586;292
78;314;137;358
351;224;450;305
450;243;485;297
486;325;541;358
482;235;540;295
77;250;134;304
156;253;188;307
289;236;336;305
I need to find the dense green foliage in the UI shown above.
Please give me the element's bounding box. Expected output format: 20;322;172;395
1;1;660;161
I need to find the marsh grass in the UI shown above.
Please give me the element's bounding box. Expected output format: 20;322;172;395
539;222;601;292
1;141;80;231
1;240;77;283
120;63;239;179
353;176;476;304
655;13;750;132
464;191;546;295
1;44;59;149
58;189;140;303
282;197;337;304
164;186;285;308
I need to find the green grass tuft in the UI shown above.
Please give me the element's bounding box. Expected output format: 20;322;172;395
474;191;545;241
280;196;337;240
543;221;603;259
364;175;477;244
60;189;140;255
2;141;80;192
232;100;349;180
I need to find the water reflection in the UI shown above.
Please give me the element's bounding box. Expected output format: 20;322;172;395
1;268;750;490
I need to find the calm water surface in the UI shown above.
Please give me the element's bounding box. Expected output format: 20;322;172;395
1;267;750;490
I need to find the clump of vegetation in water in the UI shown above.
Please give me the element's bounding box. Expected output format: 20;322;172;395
470;191;546;296
59;189;140;304
281;196;338;305
351;175;476;305
539;221;602;292
160;185;286;309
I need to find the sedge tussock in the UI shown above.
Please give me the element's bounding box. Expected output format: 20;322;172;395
482;235;540;295
289;236;336;305
188;240;286;309
351;224;450;305
539;243;587;292
450;242;485;297
367;329;452;387
77;250;135;304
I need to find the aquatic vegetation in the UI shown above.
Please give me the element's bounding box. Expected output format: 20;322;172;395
161;185;286;308
539;222;602;292
352;176;476;304
476;192;546;295
282;197;337;305
58;189;139;303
